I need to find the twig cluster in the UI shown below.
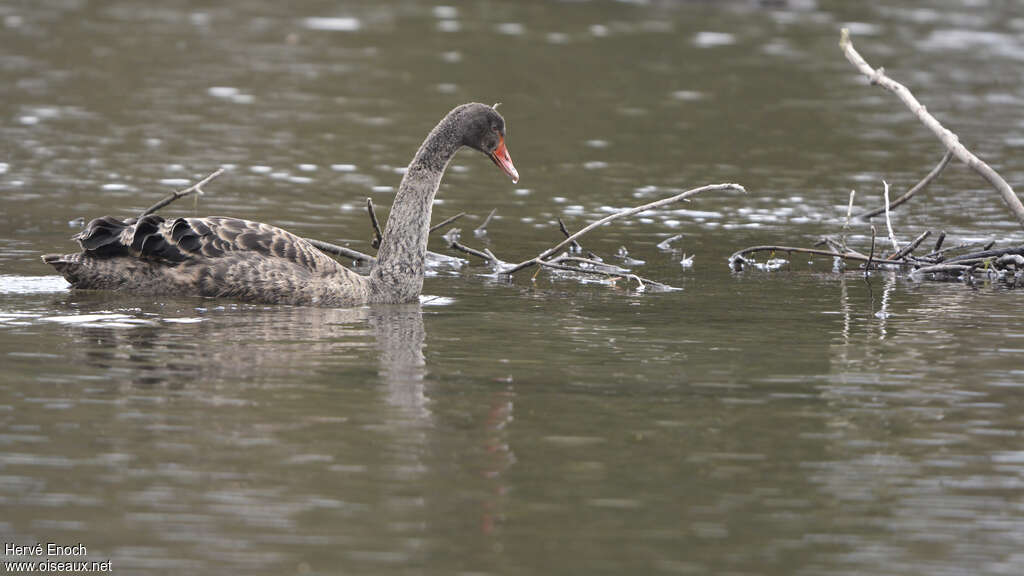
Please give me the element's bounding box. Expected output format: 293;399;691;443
731;30;1024;286
436;183;744;290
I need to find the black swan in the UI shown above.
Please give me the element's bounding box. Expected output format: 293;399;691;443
43;102;519;306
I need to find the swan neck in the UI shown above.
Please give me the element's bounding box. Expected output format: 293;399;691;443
370;119;462;302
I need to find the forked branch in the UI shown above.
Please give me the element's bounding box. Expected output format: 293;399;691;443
840;29;1024;228
500;183;745;274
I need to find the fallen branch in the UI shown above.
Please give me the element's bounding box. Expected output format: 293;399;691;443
501;183;745;275
841;29;1024;228
857;151;953;220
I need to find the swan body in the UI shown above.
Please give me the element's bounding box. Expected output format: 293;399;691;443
42;103;518;307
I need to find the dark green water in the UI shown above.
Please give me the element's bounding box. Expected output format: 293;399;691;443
2;1;1024;574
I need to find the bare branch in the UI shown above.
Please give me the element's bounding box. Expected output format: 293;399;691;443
841;29;1024;228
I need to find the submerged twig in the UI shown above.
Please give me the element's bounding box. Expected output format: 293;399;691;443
841;29;1024;228
538;260;673;291
140;168;225;218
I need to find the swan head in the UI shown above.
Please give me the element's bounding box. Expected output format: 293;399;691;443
456;102;519;184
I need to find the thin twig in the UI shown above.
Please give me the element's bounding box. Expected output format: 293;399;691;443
857;151;953;219
442;228;493;263
366;198;383;249
305;238;376;264
841;189;856;253
430;211;465;233
557;217;584;253
501;183;745;275
140;168;225;218
888;230;930;260
882;180;900;253
840;29;1024;228
475;208;497;236
866;225;877;277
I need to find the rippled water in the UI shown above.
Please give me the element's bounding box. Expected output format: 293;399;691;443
2;1;1024;574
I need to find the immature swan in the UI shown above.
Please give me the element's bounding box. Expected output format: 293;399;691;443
43;103;519;306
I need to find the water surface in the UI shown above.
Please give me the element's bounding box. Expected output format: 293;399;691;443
2;1;1024;574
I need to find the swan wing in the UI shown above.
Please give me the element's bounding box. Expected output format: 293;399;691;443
75;214;344;274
